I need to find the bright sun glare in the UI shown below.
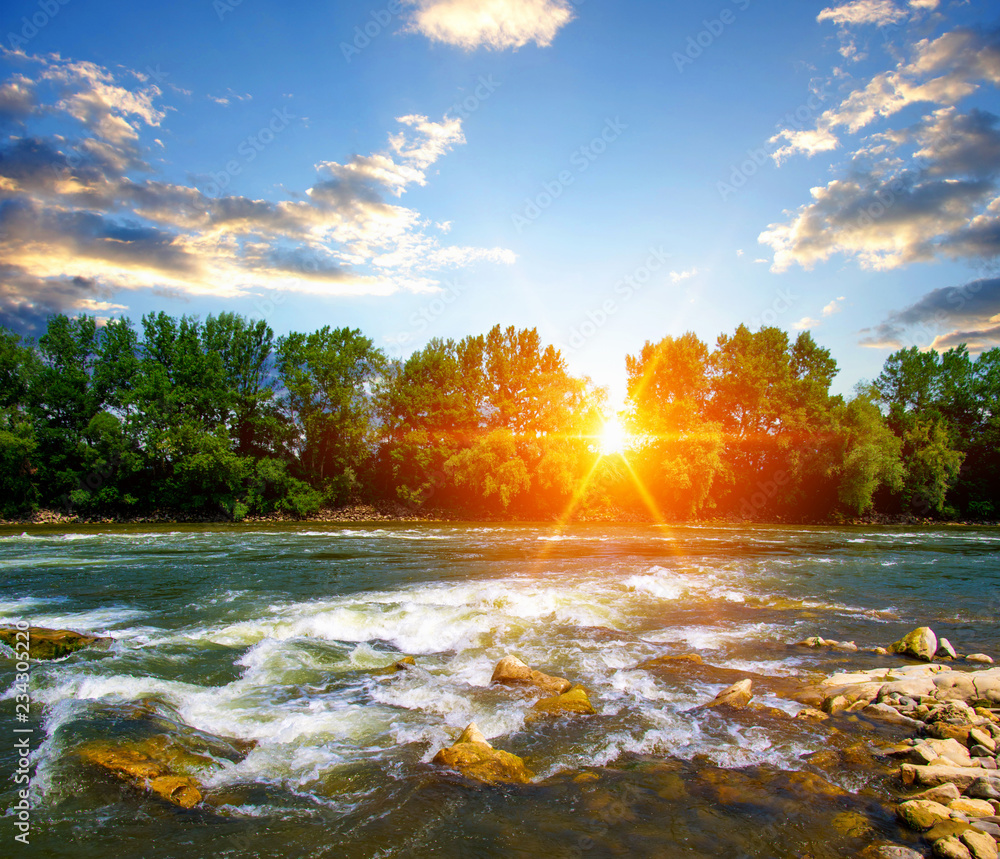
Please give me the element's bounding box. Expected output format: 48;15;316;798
599;416;630;456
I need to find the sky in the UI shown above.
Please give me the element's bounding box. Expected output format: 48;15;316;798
1;0;999;403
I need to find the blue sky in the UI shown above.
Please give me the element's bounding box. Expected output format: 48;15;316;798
2;0;999;402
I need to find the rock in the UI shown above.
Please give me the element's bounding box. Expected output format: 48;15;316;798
968;777;1000;801
795;707;828;721
912;783;964;804
79;742;203;808
939;639;959;659
872;647;892;656
901;765;1000;792
934;837;974;859
824;695;850;715
960;831;999;859
924;738;975;768
968;655;995;665
431;722;533;785
861;846;928;859
371;655;417;675
0;626;113;660
971;729;998;753
530;685;596;718
831;811;872;837
891;627;939;662
950;798;997;818
929;821;975;842
490;656;571;695
897;799;954;831
864;703;926;729
700;679;753;710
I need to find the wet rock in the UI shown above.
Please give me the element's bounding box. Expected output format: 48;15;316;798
490;656;571;695
431;722;533;786
371;655;417;675
864;703;926;729
79;741;204;808
831;810;873;837
530;685;596;718
949;798;997;818
968;656;995;665
891;627;939;662
784;770;848;798
861;845;926;859
934;837;974;859
699;679;753;710
939;639;959;660
0;626;113;660
960;830;998;859
795;707;828;721
897;798;953;831
928;821;975;842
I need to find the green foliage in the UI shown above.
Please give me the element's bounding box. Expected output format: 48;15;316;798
0;312;995;523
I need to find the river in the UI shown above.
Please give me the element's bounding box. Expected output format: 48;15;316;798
1;524;998;858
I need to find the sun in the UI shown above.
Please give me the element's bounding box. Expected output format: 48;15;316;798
599;415;630;456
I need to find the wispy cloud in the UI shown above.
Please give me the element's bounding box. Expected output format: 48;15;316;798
0;51;514;332
823;296;847;316
404;0;575;50
669;268;698;284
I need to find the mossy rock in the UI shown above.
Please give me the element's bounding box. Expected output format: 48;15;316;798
530;685;596;718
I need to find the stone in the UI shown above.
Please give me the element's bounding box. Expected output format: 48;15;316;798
831;811;872;837
897;799;953;831
968;777;1000;801
79;742;203;808
971;729;997;753
0;626;113;660
795;707;828;721
928;821;975;842
530;685;596;717
912;783;963;805
950;798;997;818
864;703;926;729
933;837;974;859
891;627;939;662
147;775;202;809
861;846;926;859
431;723;533;785
939;639;959;659
371;655;417;675
960;830;999;859
700;679;753;710
901;765;999;792
968;655;995;665
925;738;975;768
490;656;571;695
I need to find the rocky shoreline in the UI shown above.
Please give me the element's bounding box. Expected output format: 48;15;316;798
2;505;997;528
3;623;999;857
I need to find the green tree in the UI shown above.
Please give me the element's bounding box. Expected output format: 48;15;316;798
276;326;385;504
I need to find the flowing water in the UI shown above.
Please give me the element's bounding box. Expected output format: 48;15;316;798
1;524;999;858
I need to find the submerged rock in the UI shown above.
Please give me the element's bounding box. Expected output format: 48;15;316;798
371;655;417;675
79;740;204;808
490;656;571;695
530;685;596;718
891;627;939;662
431;723;533;785
0;626;112;660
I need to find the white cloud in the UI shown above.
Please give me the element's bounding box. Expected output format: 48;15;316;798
823;296;847;316
817;1;906;28
0;54;515;332
669;268;698;283
404;0;575;50
793;316;821;330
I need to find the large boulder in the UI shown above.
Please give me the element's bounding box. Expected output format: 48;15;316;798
490;656;571;695
933;838;974;859
891;627;939;662
432;723;533;785
78;741;203;808
961;830;999;859
0;626;112;660
901;765;1000;792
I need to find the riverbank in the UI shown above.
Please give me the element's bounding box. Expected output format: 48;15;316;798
2;505;996;529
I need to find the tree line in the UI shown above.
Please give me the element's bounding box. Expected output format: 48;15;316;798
0;312;996;522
